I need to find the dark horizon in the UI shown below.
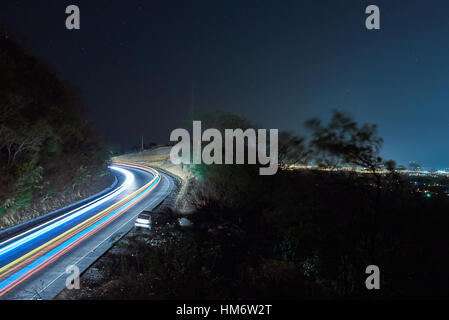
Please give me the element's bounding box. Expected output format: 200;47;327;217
1;0;449;168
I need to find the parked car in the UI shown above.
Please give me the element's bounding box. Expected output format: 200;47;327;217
135;211;152;230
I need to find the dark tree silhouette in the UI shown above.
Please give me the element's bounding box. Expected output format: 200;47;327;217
0;26;108;219
278;131;310;169
305;110;384;177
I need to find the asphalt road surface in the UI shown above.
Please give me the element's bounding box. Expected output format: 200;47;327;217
0;163;174;300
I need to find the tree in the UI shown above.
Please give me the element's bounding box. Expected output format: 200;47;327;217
305;110;387;251
0;26;108;218
305;110;384;180
0;124;47;167
383;160;396;172
278;131;310;169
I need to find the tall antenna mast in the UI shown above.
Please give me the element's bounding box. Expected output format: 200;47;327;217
190;27;199;117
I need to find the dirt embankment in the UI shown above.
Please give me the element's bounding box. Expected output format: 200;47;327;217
0;171;115;231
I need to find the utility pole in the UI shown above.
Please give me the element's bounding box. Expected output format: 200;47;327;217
141;135;144;152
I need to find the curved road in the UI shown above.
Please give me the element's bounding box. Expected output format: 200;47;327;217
0;163;174;300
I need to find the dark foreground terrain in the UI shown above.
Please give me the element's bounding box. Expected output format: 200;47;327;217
57;164;449;299
57;112;449;300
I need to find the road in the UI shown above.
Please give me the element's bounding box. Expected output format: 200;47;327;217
0;163;174;300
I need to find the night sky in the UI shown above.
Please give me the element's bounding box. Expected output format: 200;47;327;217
1;0;449;168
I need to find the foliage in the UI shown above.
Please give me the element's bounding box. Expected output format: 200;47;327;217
306;110;384;174
0;28;108;222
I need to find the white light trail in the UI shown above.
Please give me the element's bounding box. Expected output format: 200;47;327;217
0;166;135;257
